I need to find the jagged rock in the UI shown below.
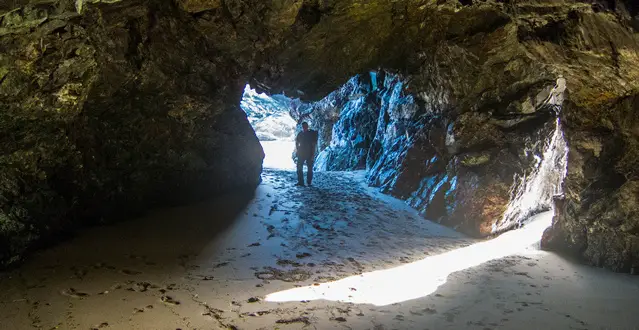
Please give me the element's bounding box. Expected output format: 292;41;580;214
0;0;263;266
543;96;639;272
313;75;379;171
241;85;296;141
307;72;564;236
250;0;638;270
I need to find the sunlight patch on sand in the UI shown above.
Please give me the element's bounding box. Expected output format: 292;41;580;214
266;212;553;306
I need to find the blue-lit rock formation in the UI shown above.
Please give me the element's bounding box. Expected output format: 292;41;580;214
309;72;567;238
241;85;296;141
310;75;378;170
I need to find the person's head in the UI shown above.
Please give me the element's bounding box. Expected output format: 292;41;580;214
301;122;309;132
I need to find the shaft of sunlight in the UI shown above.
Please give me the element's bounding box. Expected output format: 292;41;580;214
265;211;552;306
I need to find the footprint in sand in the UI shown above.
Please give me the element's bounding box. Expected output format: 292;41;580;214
72;267;88;279
130;281;158;292
255;267;311;282
90;322;109;330
160;295;180;305
120;269;142;275
109;283;123;291
213;262;230;268
296;252;312;259
61;288;89;298
410;308;438;316
276;259;304;267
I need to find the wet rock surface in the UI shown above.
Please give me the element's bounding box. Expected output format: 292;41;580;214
304;71;567;239
1;170;638;329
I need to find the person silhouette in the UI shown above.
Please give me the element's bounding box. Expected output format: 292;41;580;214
295;122;318;186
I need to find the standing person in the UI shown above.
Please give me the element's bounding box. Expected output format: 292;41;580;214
295;122;318;186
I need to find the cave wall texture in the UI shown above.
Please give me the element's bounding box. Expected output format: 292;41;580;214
1;0;638;271
302;70;567;238
0;0;265;265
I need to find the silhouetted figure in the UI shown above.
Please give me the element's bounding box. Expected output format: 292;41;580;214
296;122;318;186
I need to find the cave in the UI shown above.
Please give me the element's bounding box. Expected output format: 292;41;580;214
1;0;639;328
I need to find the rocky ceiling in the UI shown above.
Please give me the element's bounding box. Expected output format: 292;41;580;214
1;0;638;271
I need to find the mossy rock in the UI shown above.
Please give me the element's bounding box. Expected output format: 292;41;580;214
461;153;491;167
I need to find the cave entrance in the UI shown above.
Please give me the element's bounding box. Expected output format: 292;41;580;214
245;70;570;244
241;84;298;170
247;71;570;242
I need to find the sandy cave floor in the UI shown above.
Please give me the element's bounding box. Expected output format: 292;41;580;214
1;169;638;330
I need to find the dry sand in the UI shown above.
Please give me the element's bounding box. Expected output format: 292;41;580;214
1;170;638;330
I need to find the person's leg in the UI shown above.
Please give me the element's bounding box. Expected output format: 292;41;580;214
307;156;314;185
296;156;305;185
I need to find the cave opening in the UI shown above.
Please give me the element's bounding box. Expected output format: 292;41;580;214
241;84;298;170
247;70;569;242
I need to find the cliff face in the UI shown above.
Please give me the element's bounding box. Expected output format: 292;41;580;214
0;1;263;265
300;71;567;238
542;93;639;271
1;0;638;272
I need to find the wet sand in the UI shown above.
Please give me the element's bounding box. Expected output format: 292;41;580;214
1;170;638;329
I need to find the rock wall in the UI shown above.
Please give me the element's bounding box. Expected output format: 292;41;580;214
543;93;639;272
248;0;639;271
299;75;374;170
0;1;263;266
308;71;566;237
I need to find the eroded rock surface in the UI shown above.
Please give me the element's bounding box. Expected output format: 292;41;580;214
0;1;263;265
250;0;639;271
302;71;566;238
